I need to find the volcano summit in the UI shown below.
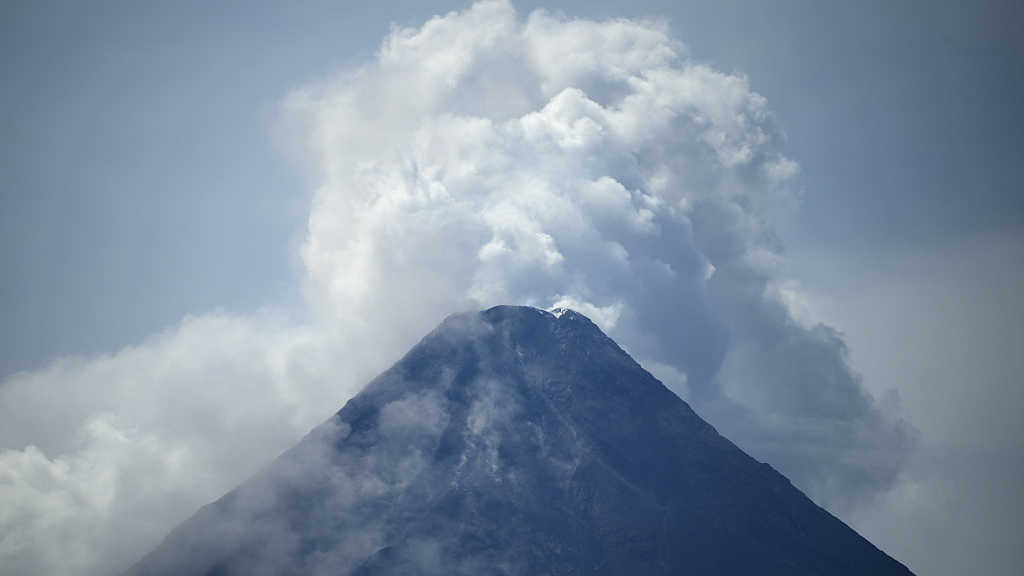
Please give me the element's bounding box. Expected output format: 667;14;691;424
120;305;912;575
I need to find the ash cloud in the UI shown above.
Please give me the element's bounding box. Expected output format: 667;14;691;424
283;0;912;505
0;2;913;574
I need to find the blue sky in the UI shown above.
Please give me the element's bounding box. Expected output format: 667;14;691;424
1;1;1021;575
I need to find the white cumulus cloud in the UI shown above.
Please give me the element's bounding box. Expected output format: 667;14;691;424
0;2;913;574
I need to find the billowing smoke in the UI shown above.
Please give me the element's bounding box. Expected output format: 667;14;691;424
0;2;913;574
283;0;913;504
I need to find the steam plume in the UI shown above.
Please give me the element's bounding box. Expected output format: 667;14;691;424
0;3;912;574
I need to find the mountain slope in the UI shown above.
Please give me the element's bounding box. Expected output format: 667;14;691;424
120;305;913;575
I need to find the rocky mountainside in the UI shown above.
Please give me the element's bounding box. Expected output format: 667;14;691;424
120;305;913;575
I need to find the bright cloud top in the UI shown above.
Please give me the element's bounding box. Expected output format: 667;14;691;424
0;2;913;575
286;0;909;501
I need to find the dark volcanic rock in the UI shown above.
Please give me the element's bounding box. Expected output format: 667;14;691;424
120;305;913;576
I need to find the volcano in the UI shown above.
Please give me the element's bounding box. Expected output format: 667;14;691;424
120;305;912;575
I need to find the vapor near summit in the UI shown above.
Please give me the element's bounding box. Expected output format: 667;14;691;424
279;0;914;505
0;1;920;574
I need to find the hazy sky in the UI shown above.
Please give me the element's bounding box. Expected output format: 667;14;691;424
1;1;1021;575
